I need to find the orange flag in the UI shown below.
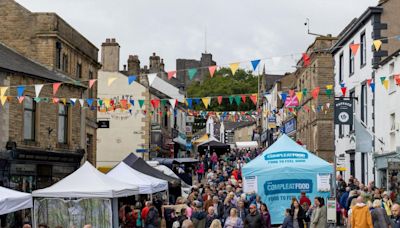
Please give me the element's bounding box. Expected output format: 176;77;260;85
209;66;217;77
53;83;62;96
350;43;360;55
168;71;176;80
250;94;257;105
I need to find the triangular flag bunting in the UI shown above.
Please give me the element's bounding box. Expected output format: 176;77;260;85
129;99;135;107
234;96;241;106
188;68;197;80
169;99;177;109
340;83;345;88
326;85;333;98
79;99;84;107
35;84;44;97
97;99;103;107
53;83;61;96
161;100;167;106
373;40;382;51
229;96;234;105
341;87;347;96
17;86;25;97
229;63;240;75
241;95;247;103
280;93;287;103
350;43;360;55
194;98;201;105
107;77;117;87
296;92;303;102
52;98;59;104
217;96;223;105
168;71;176;80
34;97;41;103
128;75;137;85
150;99;160;108
326;103;331;109
370;83;375;93
138;100;145;108
251;60;261;71
0;87;8;97
89;79;97;89
186;98;193;109
208;66;217;78
384;79;389;90
70;98;77;106
202;97;211;109
302;88;308;96
395;75;400;85
18;96;25;103
250;94;257;105
380;77;386;85
312;87;320;99
367;79;372;86
86;98;94;107
104;98;111;108
302;53;310;67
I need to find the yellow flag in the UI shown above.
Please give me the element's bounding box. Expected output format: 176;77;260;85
107;77;117;87
0;87;8;106
0;96;6;105
229;63;240;75
104;98;111;108
384;79;389;90
296;92;303;102
311;105;316;113
202;97;211;108
373;40;382;51
61;98;67;105
326;85;333;90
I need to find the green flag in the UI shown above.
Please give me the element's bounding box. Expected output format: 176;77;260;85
188;68;197;80
234;96;241;105
302;88;308;96
380;76;386;85
138;99;145;108
229;96;234;105
161;100;167;106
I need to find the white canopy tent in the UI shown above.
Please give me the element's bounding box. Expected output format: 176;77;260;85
32;161;139;198
197;136;220;147
0;187;32;215
107;162;168;194
235;141;259;149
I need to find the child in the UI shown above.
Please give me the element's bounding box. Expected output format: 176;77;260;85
281;208;293;228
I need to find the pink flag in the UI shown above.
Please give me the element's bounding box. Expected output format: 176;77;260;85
53;83;62;96
89;79;97;89
209;66;217;77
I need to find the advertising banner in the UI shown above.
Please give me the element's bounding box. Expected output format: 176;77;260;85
284;96;299;107
334;99;353;125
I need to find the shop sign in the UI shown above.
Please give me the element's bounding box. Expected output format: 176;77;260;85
186;116;195;123
268;116;277;129
334;99;353;125
97;120;110;128
284;118;296;134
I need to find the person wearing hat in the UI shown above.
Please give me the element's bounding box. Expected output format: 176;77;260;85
244;203;264;228
192;201;207;228
382;191;393;216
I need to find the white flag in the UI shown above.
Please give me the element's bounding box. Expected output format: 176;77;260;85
35;84;44;98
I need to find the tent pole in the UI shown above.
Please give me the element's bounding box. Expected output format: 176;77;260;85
112;198;119;228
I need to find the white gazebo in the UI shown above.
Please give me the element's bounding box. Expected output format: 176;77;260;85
0;187;32;215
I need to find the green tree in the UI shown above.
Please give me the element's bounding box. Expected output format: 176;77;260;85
187;67;258;111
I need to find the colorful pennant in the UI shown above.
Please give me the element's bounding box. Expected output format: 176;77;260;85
168;71;176;80
296;92;303;102
89;79;97;89
188;68;197;80
217;96;223;105
251;60;261;71
229;63;240;75
208;66;217;78
202;97;211;109
128;75;137;85
17;86;25;97
107;77;117;87
250;94;257;105
302;53;310;67
373;40;382;51
53;83;61;96
138;100;145;108
35;84;44;98
312;87;320;99
350;43;360;55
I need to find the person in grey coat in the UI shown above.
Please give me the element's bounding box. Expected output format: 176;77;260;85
310;197;327;228
371;199;391;228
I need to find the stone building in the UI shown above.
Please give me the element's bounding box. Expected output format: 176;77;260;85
175;53;216;89
295;36;337;163
0;0;100;191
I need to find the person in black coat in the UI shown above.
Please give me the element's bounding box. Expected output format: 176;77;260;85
290;198;305;228
244;204;264;228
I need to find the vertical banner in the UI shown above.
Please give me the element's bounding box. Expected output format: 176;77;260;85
334;99;353;125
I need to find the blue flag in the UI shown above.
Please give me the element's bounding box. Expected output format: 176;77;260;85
251;59;261;71
86;98;94;107
194;98;201;105
128;75;137;85
281;93;288;103
370;83;375;93
130;99;135;106
186;98;193;109
17;86;25;97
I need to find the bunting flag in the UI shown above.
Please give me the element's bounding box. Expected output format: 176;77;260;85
34;97;41;103
350;43;360;55
229;63;240;75
373;40;382;51
129;99;135;107
341;87;347;96
18;96;25;104
138;99;145;108
161;99;167;106
250;94;257;105
280;93;288;103
202;97;211;109
53;83;61;96
251;60;261;71
395;75;400;85
380;77;386;85
89;79;97;89
312;87;320;99
86;98;94;107
367;79;372;86
194;98;201;105
234;96;241;105
98;99;103;107
340;83;345;88
128;75;137;85
186;98;193;108
302;88;308;96
311;105;316;113
370;82;375;93
70;98;77;106
383;79;389;90
104;98;111;108
326;85;333;98
17;86;25;97
79;99;84;107
120;99;127;108
150;99;160;108
241;95;247;103
188;68;197;80
296;92;303;102
217;96;223;105
0;87;8;105
108;77;118;87
302;53;310;67
169;99;177;109
52;98;60;104
326;103;330;109
167;71;176;80
289;89;295;97
35;84;44;97
229;96;234;105
208;66;217;78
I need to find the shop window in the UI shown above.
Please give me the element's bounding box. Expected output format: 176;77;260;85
55;42;62;69
23;97;36;141
58;103;68;144
62;54;69;73
349;42;355;75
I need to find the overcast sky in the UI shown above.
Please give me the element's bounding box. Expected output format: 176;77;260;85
17;0;377;74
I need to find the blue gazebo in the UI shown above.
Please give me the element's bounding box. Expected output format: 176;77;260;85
242;134;333;224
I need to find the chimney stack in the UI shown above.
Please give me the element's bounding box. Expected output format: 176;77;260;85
127;55;140;76
101;38;120;72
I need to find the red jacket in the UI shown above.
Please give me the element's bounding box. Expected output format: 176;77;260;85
299;196;311;206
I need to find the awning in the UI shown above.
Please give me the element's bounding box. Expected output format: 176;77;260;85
0;187;32;215
192;134;209;145
235;141;259;148
173;136;187;146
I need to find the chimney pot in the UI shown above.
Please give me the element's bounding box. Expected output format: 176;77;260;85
106;38;111;43
153;52;156;56
111;38;116;43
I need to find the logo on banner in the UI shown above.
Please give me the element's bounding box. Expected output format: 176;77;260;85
334;99;353;125
284;96;299;107
264;152;308;161
264;179;312;195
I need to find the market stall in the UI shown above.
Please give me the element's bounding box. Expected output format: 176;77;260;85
197;139;230;156
235;141;259;149
32;162;138;228
242;134;333;225
0;186;32;215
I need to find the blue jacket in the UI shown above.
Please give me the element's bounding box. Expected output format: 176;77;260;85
340;191;349;209
282;216;293;228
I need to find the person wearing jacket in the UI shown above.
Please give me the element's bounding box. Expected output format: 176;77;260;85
371;199;391;228
281;208;294;228
350;196;373;228
310;197;327;228
206;206;219;228
244;204;264;228
192;201;207;228
290;198;305;228
260;203;272;228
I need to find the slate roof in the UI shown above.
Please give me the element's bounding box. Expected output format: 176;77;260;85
0;42;78;84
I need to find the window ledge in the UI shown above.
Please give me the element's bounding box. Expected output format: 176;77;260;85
56;143;70;150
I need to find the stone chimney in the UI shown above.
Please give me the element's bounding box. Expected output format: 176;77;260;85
101;38;120;72
127;55;140;76
149;52;161;73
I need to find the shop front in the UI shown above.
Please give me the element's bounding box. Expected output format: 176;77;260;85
375;152;400;190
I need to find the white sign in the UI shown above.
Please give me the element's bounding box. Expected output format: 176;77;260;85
337;156;345;166
317;173;331;192
186;116;195;123
327;197;337;224
243;176;258;193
